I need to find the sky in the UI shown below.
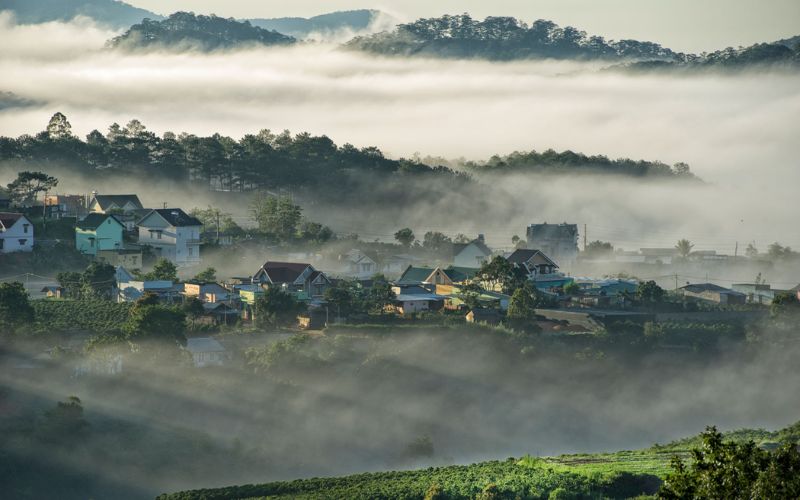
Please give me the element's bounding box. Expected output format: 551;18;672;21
124;0;800;53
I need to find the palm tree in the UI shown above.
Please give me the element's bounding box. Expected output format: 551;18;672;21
675;239;694;258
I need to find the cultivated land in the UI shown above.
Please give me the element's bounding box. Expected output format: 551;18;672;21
159;422;800;499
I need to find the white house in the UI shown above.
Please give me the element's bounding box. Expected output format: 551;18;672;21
88;194;144;214
136;208;202;266
340;249;378;279
452;236;492;269
185;337;227;367
0;213;34;253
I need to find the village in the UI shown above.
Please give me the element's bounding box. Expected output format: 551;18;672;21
2;188;798;370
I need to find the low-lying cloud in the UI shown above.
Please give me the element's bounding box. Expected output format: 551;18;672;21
0;15;798;256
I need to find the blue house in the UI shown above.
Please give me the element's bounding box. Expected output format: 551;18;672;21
75;213;125;255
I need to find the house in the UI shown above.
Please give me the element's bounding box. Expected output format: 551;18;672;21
452;236;492;269
679;283;747;305
639;248;679;265
576;279;638;297
75;213;125;255
466;308;503;325
236;284;264;321
339;249;378;279
392;290;447;315
44;194;86;219
185;337;227;367
117;279;178;303
40;285;64;298
88;194;144;214
382;253;423;276
526;223;579;268
252;261;330;298
115;266;179;302
437;284;511;311
731;283;781;304
136;208;202;266
0;213;33;253
506;248;573;291
183;282;237;303
97;247;143;268
201;302;240;324
396;266;478;286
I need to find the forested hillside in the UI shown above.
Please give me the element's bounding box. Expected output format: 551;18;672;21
346;13;800;70
0;113;696;205
0;0;160;28
465;149;695;179
107;12;296;51
623;41;800;71
345;14;680;61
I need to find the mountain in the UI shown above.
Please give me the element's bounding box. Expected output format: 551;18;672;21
107;11;295;51
0;0;161;29
248;9;391;40
345;14;681;61
622;42;800;71
0;91;39;110
775;35;800;49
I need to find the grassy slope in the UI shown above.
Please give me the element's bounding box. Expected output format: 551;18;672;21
159;423;799;500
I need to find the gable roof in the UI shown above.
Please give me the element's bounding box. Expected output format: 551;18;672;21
453;239;492;257
143;208;203;227
185;337;226;353
397;266;436;284
76;213;125;231
442;266;479;282
507;249;558;268
92;194;143;211
680;283;743;294
0;212;25;230
527;223;578;240
256;261;312;284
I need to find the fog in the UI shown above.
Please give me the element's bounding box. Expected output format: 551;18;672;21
1;14;799;497
1;15;798;259
2;327;799;498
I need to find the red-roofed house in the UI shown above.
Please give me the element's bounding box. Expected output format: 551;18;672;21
252;261;330;298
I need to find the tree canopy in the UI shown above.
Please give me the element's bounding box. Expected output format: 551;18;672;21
108;11;296;51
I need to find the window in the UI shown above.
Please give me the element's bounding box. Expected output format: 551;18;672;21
0;239;4;250
18;239;27;245
23;224;29;234
157;231;162;239
89;237;95;247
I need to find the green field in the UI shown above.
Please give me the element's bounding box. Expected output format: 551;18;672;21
157;421;800;500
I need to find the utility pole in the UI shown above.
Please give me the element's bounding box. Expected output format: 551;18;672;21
582;223;587;251
674;273;678;292
734;241;738;258
162;202;167;209
42;191;48;235
215;210;220;244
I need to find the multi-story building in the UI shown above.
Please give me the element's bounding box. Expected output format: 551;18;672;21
136;208;202;266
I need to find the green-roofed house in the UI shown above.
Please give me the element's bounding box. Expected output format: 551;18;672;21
396;265;479;286
396;266;436;285
75;213;125;255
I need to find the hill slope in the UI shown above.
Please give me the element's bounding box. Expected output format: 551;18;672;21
0;0;161;28
249;10;390;40
158;421;800;499
345;14;680;61
107;11;295;51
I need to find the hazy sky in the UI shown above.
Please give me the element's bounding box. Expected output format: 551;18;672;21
125;0;800;52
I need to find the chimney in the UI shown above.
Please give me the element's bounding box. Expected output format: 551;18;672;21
477;234;485;243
